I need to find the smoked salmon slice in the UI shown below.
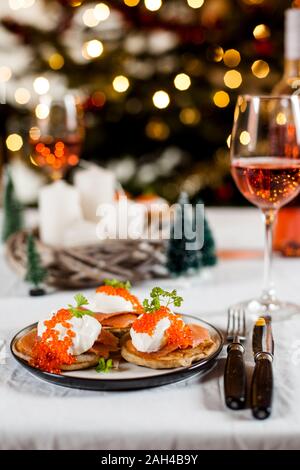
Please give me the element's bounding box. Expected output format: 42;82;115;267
94;312;139;328
189;324;210;347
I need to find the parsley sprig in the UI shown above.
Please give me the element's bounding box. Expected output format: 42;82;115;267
104;279;131;290
96;357;113;373
143;287;183;313
68;293;94;318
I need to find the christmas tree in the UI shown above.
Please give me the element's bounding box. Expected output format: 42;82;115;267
2;171;23;242
25;233;47;295
166;192;201;276
0;0;293;204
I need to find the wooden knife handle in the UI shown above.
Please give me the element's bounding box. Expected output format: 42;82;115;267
224;343;247;410
251;353;273;420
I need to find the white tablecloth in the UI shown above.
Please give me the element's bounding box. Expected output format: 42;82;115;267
1;208;300;450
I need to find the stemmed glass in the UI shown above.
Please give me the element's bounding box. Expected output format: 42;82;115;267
230;95;300;319
29;92;85;180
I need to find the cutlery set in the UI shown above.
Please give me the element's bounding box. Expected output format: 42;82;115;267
224;309;274;419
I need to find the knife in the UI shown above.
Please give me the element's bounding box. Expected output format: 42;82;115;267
251;316;274;420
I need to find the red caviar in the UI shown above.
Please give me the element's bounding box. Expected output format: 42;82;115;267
132;307;193;350
31;308;76;374
96;285;143;313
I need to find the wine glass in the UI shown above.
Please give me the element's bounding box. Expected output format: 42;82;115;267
230;95;300;320
29;92;85;180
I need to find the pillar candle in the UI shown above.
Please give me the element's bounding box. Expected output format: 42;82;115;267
38;180;82;247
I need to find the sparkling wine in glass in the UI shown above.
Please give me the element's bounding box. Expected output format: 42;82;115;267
230;95;300;319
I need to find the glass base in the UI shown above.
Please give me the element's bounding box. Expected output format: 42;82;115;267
232;298;300;322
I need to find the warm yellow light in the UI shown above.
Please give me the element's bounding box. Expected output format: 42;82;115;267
146;119;170;140
0;66;12;82
15;87;31;104
276;112;287;126
213;91;230;108
113;75;130;93
152;90;170;109
23;0;35;6
35;103;50;119
243;0;264;4
213;46;224;62
251;60;270;78
187;0;204;8
9;0;23;10
223;49;241;68
83;40;104;59
82;8;99;27
124;0;140;5
180;107;201;125
224;70;242;89
94;3;110;21
253;24;270;40
29;126;41;141
144;0;162;12
6;133;23;152
70;1;82;6
240;130;251;145
226;134;231;148
33;77;49;95
48;53;64;70
174;73;191;91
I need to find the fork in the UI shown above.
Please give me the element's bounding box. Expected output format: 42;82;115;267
224;307;247;410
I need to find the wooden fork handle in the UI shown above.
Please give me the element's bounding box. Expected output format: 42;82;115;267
224;342;247;410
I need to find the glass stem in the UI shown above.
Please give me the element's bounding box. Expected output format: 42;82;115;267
260;209;278;305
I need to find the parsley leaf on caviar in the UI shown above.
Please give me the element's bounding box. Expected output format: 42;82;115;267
143;287;183;313
96;357;113;373
104;279;132;290
68;293;94;318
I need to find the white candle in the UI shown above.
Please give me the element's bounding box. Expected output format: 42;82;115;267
38;180;82;247
74;165;115;222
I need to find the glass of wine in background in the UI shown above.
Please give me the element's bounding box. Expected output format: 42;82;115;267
29;92;85;180
231;95;300;319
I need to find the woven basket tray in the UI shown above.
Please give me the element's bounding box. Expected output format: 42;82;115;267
6;230;167;289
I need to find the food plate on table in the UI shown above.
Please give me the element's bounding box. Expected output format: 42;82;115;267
10;280;223;391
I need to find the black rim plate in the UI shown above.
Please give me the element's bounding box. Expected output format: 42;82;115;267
10;315;223;391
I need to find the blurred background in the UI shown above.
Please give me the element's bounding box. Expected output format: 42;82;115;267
0;0;297;206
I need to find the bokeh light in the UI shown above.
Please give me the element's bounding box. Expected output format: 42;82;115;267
174;73;191;91
187;0;204;8
251;60;270;78
253;24;270;40
224;70;242;89
33;76;50;95
213;91;230;108
180;107;201;125
0;66;12;82
152;90;170;109
113;75;130;92
213;46;224;62
146;119;170;140
6;133;23;151
240;130;251;145
15;87;31;104
82;8;99;27
48;53;64;70
276;112;287;126
223;49;241;68
94;3;110;21
82;40;103;59
144;0;162;12
226;134;231;149
124;0;140;5
35;103;50;119
29;126;41;141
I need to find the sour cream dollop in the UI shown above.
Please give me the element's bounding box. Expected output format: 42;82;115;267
37;314;101;356
130;316;171;353
89;292;134;314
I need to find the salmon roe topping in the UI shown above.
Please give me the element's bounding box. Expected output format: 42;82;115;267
31;308;76;374
132;307;193;350
96;285;143;313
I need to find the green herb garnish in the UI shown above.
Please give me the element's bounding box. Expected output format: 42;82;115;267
96;357;113;373
103;279;132;290
68;293;94;318
143;287;183;313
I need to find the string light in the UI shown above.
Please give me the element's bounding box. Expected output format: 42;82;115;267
180;108;201;125
187;0;204;8
82;40;103;59
152;90;170;109
15;87;31;104
49;53;64;70
223;49;241;68
33;77;50;95
35;103;50;119
146;119;170;140
82;8;99;27
124;0;140;5
94;3;110;21
253;24;270;40
251;60;270;78
112;75;130;92
0;66;12;82
6;133;23;151
174;73;191;91
144;0;162;12
213;91;230;108
224;70;242;89
240;131;250;145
